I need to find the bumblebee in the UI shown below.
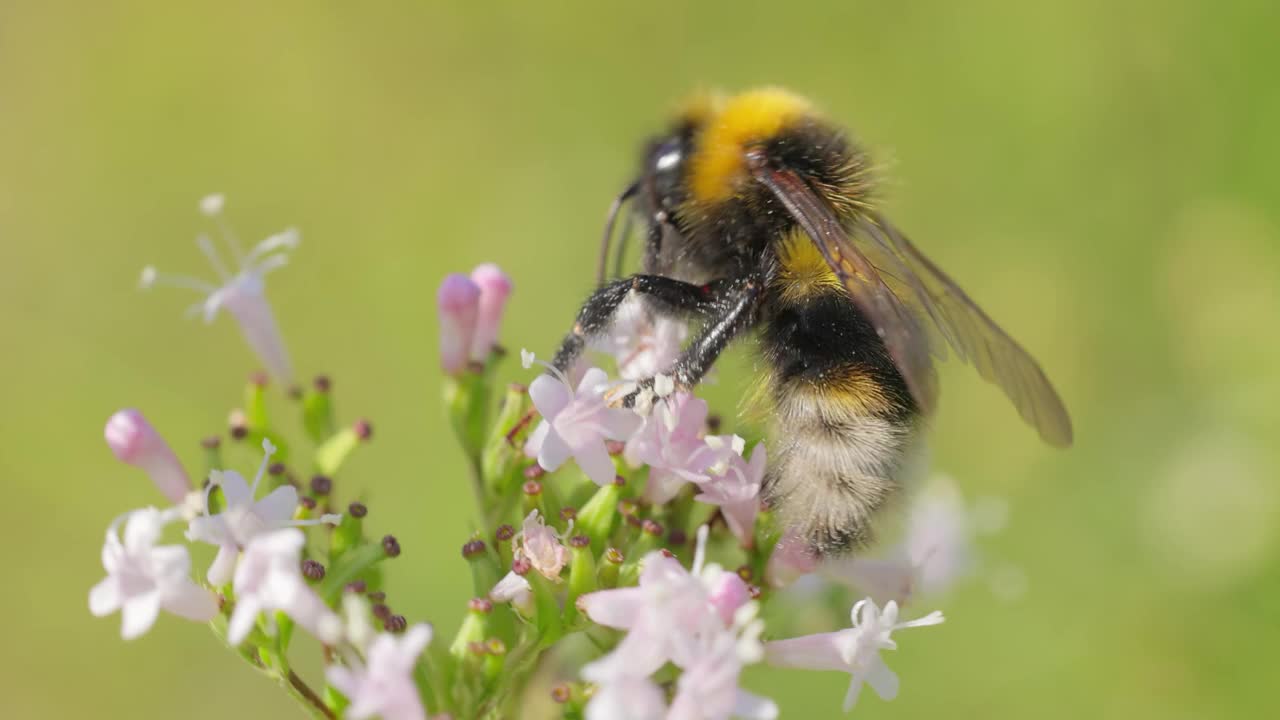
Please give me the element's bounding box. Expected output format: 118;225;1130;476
551;88;1072;555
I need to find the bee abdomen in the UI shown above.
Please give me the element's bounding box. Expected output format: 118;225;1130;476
757;284;921;555
761;372;920;555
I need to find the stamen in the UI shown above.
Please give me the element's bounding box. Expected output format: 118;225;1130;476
195;234;233;282
245;228;300;266
520;349;573;389
139;266;218;294
249;253;290;276
248;438;277;496
693;524;710;576
212;213;247;267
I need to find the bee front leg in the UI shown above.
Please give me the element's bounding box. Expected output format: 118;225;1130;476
617;276;763;408
550;274;732;375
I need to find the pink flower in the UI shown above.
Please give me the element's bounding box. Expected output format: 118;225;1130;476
436;273;481;374
524;363;642;486
327;624;434;720
469;263;513;362
765;598;944;712
89;507;218;639
822;477;974;604
186;439;340;585
227;528;342;645
590;296;688;381
668;620;778;720
695;438;766;546
624;394;720;503
517;510;570;580
489;510;570;604
141;194;297;385
579;527;751;679
104;409;191;504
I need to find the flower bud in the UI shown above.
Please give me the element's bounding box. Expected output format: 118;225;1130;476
566;535;597;613
302;375;336;443
329;503;366;561
481;384;533;499
576;476;625;553
597;547;623;589
437;273;481;375
104;409;191;504
244;373;269;431
463;538;502;598
315;421;371;476
449;597;491;661
469;263;513;363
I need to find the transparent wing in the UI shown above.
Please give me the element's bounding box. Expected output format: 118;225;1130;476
755;166;1073;447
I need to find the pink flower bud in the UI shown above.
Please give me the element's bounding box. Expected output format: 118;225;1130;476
104;409;191;504
436;273;481;374
468;263;513;362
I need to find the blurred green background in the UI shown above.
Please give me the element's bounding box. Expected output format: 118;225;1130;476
3;1;1278;717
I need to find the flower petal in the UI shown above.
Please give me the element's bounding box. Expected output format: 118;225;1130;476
88;577;122;616
864;660;900;701
529;374;571;420
120;591;162;640
161;582;219;622
765;631;853;672
253;485;300;525
574;438;618;487
217;470;253;508
227;596;262;645
207;544;240;586
537;427;572;472
578;587;645;629
734;689;780;720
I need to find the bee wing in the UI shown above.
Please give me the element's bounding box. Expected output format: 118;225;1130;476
754;166;1073;447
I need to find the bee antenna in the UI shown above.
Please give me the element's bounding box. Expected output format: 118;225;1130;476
597;180;639;287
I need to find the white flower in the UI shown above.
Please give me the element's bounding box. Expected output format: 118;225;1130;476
187;438;339;585
89;507;218;639
141;194;298;385
523;362;642;486
765;598;944;712
327;624;433;720
227;529;342;645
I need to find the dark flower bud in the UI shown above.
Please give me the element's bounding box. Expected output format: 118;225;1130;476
348;502;368;518
309;475;332;495
300;559;326;581
381;535;401;558
384;614;407;633
354;419;373;441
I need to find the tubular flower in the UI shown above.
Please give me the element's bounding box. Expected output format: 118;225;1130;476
591;295;688;381
327;623;434;720
104;409;191;504
765;598;945;712
227;528;342;645
89;507;218;639
140;194;298;385
186;438;340;585
468;263;513;363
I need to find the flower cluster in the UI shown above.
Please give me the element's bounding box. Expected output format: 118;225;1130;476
88;196;985;720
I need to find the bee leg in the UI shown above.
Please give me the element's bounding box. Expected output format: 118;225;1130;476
550;274;734;375
619;277;762;407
